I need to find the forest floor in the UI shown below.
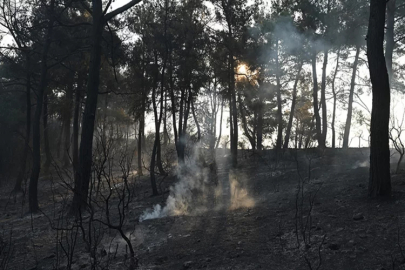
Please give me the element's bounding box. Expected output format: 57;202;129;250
1;148;405;270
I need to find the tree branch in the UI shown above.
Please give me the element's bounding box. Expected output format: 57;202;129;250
104;0;143;21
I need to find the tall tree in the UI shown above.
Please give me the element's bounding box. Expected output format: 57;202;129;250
330;49;340;149
342;45;361;148
283;60;303;149
367;0;391;197
275;39;283;150
0;0;34;193
385;0;396;83
320;0;332;147
71;0;143;212
311;52;324;148
28;0;56;213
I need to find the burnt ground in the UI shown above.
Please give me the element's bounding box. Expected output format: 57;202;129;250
2;148;405;270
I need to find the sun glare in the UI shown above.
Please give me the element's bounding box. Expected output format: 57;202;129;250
237;64;248;75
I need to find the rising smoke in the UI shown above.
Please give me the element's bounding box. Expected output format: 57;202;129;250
139;147;255;222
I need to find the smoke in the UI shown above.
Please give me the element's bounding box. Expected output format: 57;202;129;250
228;171;255;210
272;17;329;56
273;18;307;55
139;148;255;222
139;149;213;222
351;160;369;169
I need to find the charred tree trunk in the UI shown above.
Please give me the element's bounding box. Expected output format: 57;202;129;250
137;91;145;176
321;49;329;144
163;91;169;146
150;80;159;196
343;45;361;149
239;94;255;150
72;73;83;174
208;82;217;150
229;55;238;167
283;61;303;149
295;119;299;149
331;50;340;149
62;74;74;167
176;86;192;163
137;118;144;176
385;0;396;83
156;85;166;176
257;102;263;151
275;40;283;151
14;54;31;193
70;0;143;213
215;99;224;149
28;0;55;213
71;2;104;212
191;97;201;142
150;51;161;195
168;52;179;159
367;0;391;197
156;7;169;175
311;52;325;148
177;86;185;162
43;93;52;171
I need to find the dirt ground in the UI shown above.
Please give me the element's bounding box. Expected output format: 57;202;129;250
2;148;405;270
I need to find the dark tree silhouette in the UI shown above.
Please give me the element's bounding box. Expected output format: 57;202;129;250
71;0;143;213
28;0;55;213
367;0;391;197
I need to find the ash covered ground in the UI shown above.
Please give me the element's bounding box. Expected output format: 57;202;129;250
1;148;405;270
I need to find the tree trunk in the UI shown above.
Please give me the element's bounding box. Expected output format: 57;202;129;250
210;81;218;150
275;40;283;151
14;54;31;193
230;55;238;167
155;0;169;173
367;0;391;197
342;45;361;149
331;50;340;149
168;53;177;138
62;74;74;167
385;0;396;83
137;48;147;177
311;52;325;148
70;0;143;213
156;84;166;176
208;88;216;150
71;2;104;212
72;73;83;174
163;91;169;146
43;93;52;171
137;94;145;176
321;49;329;144
150;81;159;195
239;94;255;150
177;86;185;162
295;119;299;149
177;88;191;163
257;102;263;151
28;0;55;213
283;60;303;149
191;97;201;142
215;99;224;149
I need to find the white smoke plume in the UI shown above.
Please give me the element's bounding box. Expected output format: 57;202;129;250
139;149;212;222
139;148;256;222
